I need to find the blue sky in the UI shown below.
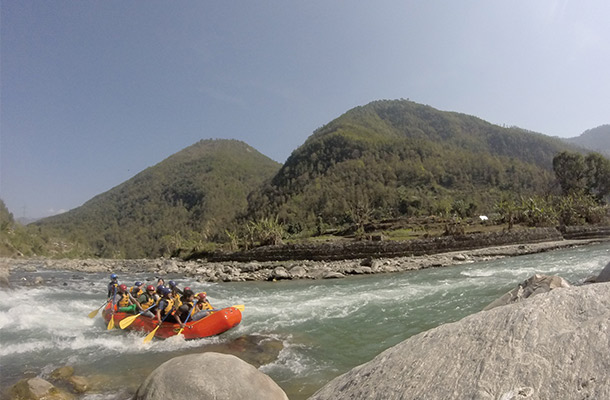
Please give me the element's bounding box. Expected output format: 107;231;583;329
1;1;608;219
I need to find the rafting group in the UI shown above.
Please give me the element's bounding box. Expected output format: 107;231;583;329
107;274;217;326
91;273;243;341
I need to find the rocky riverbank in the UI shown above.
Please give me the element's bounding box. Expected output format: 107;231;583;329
2;237;608;284
309;279;610;400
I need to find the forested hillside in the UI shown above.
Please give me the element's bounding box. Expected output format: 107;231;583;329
22;100;607;259
247;100;583;233
0;199;46;256
34;139;281;258
566;125;610;157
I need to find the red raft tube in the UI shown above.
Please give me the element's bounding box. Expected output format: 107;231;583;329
102;304;242;340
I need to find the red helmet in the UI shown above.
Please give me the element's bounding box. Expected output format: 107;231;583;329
197;292;207;301
146;285;155;291
184;287;191;292
119;284;127;291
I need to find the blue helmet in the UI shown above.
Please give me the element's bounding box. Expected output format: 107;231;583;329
156;285;166;293
110;273;118;280
162;287;172;296
134;281;142;287
168;280;176;288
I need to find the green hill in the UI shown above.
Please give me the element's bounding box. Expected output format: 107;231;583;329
247;99;583;233
566;125;610;157
34;139;281;258
0;199;46;257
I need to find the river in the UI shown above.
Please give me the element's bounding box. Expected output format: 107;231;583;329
1;242;609;399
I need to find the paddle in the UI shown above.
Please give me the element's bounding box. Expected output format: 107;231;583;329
143;311;171;344
119;304;156;330
176;300;198;336
88;299;109;319
107;286;117;330
233;304;245;311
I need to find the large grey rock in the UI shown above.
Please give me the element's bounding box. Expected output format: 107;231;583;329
483;273;570;311
310;282;610;400
134;352;288;400
595;261;610;282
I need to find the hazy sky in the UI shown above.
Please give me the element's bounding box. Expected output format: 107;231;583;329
1;1;608;219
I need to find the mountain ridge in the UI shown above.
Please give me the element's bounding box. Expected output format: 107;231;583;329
35;139;281;258
565;124;610;157
27;99;607;258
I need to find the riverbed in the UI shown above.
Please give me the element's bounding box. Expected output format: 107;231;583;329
1;242;609;399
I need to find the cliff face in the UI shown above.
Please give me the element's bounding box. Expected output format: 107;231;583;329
309;282;610;400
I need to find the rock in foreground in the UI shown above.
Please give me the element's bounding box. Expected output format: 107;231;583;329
134;352;288;400
310;282;610;400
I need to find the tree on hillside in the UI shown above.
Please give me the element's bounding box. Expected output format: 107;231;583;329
585;153;610;202
553;151;610;203
553;151;588;195
0;199;14;232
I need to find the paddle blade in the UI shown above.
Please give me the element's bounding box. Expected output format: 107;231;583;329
88;308;100;319
177;327;185;336
143;326;160;343
119;314;140;329
232;304;245;312
107;316;115;330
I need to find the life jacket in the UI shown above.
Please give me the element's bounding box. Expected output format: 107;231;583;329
139;292;155;309
171;292;182;309
117;292;131;308
158;298;175;317
130;286;143;298
200;301;214;311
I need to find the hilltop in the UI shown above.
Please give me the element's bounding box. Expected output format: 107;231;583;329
247;99;582;234
565;124;610;157
33;139;281;258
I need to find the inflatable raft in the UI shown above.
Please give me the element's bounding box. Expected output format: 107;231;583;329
102;304;242;340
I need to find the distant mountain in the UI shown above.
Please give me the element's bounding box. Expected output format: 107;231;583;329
247;99;582;232
35;139;281;258
565;125;610;157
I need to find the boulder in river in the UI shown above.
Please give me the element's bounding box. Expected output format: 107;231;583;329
310;282;610;400
8;377;74;400
594;260;610;283
483;273;570;311
134;352;288;400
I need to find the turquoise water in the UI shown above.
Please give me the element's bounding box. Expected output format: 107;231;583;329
1;242;608;399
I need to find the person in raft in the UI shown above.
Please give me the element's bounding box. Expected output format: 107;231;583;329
191;292;218;321
176;288;196;323
130;281;144;298
168;281;183;309
135;285;157;317
155;287;184;327
168;280;183;295
115;284;137;314
107;273;119;299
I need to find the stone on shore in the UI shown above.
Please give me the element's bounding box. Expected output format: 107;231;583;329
8;377;74;400
483;273;570;311
310;282;610;400
134;352;288;400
